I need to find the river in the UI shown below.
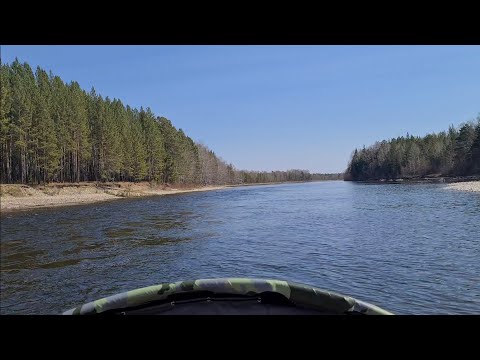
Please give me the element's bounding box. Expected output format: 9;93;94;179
1;181;479;314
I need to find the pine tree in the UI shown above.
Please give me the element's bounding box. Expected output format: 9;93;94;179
0;64;13;183
454;122;476;176
33;67;59;182
469;117;480;174
130;109;148;181
139;108;164;182
10;60;35;183
71;83;91;181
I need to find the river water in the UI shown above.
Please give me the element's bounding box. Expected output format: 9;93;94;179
1;181;479;314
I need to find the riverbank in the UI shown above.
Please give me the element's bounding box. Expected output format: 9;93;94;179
1;180;342;214
348;175;480;184
444;181;480;193
0;183;227;213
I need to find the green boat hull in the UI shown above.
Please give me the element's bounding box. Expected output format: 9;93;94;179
63;278;393;315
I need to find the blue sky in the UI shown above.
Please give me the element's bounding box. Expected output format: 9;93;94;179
2;45;479;173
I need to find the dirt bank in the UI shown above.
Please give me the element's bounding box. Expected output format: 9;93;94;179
0;182;227;213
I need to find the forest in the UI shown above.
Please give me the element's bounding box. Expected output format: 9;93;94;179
344;119;480;181
1;60;324;185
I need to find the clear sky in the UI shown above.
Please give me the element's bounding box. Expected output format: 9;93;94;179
2;45;479;173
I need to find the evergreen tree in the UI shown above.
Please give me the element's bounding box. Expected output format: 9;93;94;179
33;67;59;182
345;120;479;180
0;64;13;183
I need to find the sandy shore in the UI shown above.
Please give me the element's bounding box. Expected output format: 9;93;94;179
0;183;227;213
445;181;480;193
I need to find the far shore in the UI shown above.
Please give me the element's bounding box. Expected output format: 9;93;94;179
0;182;228;214
4;178;475;214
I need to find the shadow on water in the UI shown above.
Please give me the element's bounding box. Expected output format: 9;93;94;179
1;249;47;272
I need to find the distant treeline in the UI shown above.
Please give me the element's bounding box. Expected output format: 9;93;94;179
0;60;325;186
237;170;341;183
312;173;343;181
345;119;480;181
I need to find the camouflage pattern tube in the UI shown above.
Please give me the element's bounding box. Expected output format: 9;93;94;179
63;278;393;315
